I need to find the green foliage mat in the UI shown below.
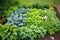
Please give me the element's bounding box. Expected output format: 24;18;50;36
24;8;60;35
0;8;60;40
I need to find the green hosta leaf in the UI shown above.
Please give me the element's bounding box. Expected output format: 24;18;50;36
12;32;17;36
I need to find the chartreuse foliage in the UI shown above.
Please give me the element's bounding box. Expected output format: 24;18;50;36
24;8;60;35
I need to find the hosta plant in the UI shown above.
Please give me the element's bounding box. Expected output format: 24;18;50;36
6;8;29;27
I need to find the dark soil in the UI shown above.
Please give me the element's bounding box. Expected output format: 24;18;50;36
0;16;7;24
54;5;60;20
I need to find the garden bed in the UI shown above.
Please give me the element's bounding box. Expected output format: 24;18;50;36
0;6;60;40
0;0;60;40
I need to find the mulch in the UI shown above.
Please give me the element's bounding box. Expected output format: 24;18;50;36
54;5;60;20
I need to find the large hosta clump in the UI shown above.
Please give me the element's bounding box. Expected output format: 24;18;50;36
6;8;29;26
